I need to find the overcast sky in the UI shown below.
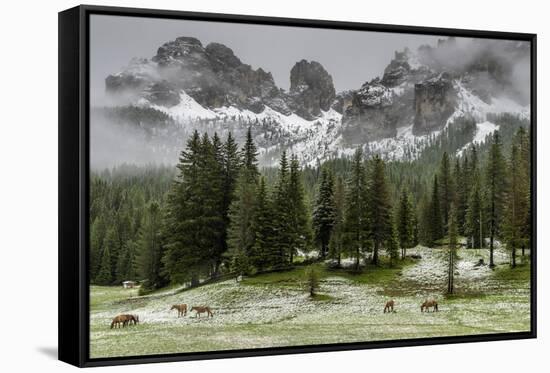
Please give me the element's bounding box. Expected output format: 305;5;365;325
90;15;443;105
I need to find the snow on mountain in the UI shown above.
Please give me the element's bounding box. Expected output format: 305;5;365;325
446;80;529;127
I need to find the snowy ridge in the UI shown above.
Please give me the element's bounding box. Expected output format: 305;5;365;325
133;82;528;166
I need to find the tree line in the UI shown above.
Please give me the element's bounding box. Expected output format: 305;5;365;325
89;124;531;292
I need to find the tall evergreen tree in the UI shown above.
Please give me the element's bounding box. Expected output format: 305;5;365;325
137;201;165;290
397;188;414;259
429;175;444;245
312;167;335;258
456;155;469;234
485;131;506;267
163;131;210;285
251;177;275;271
328;176;346;266
272;151;292;267
387;219;400;267
227;169;258;266
243;127;259;177
343;149;368;270
367;155;392;265
287;154;311;262
438;152;454;233
447;203;458;294
465;181;483;249
504;143;529;267
95;237;113;285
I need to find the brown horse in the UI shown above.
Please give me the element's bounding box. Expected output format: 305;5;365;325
170;304;188;317
191;306;213;318
421;299;439;312
110;314;139;328
383;300;395;313
110;314;131;329
125;314;139;326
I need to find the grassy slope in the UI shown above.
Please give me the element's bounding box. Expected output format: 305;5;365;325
89;246;530;358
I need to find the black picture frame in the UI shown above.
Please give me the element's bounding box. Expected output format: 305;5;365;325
58;4;537;368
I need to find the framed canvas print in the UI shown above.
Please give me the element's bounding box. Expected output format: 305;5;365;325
58;5;537;367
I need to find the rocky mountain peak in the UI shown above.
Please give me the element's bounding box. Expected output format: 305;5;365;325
289;60;336;120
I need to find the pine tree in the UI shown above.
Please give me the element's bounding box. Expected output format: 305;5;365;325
90;216;107;280
485;130;506;267
221;132;242;263
136;201;165;290
163;131;208;285
447;203;458;294
504;143;529;268
430;175;444;245
243;127;259;177
227;169;258;266
312;167;335;258
387;219;400;267
397;188;414;259
272;151;292;267
465;181;483;249
438;152;454;233
343;149;368;270
95;229;115;285
515;127;531;256
328;176;345;266
456;155;469;235
250;177;275;271
287;154;311;263
367;155;392;265
201;132;226;276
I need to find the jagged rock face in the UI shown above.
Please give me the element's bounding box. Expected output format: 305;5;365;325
107;36;287;113
332;91;354;114
341;80;402;144
143;80;180;107
413;74;457;135
289;60;336;120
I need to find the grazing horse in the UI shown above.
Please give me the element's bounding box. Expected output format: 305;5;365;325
110;314;131;329
383;300;395;313
421;299;439;312
126;314;139;326
191;306;213;318
170;304;188;317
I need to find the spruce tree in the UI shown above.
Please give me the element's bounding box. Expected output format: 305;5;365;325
430;175;444;245
95;230;114;285
251;177;275;271
485;130;506;267
328;176;345;266
465;181;483;249
447;203;458;294
397;188;414;259
456;155;469;234
438;152;454;233
227;169;258;265
287;154;311;263
343;149;368;270
163;131;207;285
136;201;165;290
243;127;259;177
272;151;292;267
504;143;529;267
312;167;335;258
367;155;392;265
387;219;400;267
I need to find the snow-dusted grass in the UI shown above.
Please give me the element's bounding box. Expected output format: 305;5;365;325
90;245;530;358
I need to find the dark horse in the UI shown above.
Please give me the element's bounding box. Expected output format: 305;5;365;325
383;300;395;313
110;314;139;329
421;299;439;312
